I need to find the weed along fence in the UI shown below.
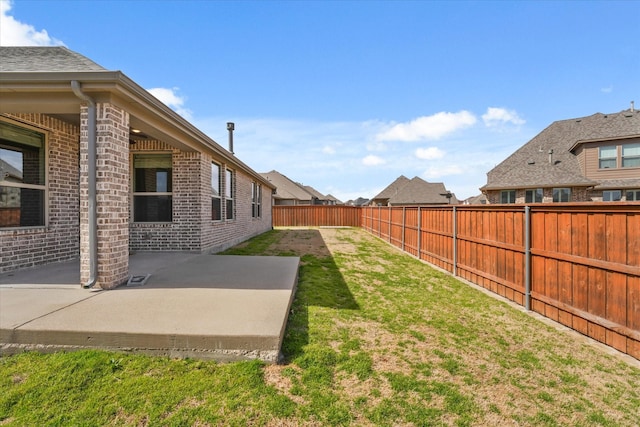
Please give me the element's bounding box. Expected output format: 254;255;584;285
361;204;640;361
273;204;640;360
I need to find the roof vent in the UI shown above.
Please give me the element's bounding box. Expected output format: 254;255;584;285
527;160;535;165
631;100;635;112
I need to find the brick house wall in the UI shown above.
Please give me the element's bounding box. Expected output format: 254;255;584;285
485;187;592;204
1;113;273;277
0;114;80;273
129;140;272;253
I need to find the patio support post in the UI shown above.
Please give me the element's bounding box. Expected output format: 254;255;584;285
71;81;97;289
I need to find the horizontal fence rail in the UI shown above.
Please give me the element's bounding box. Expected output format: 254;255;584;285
272;205;361;227
274;203;640;360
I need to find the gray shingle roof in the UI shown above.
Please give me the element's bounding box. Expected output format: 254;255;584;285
0;46;107;72
260;170;314;201
371;175;410;200
483;109;640;190
391;177;455;205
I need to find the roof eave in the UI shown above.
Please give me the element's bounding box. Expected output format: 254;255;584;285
0;71;274;190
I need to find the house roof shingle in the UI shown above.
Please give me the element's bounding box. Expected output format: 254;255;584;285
371;175;410;201
482;109;640;191
260;171;314;201
0;46;106;72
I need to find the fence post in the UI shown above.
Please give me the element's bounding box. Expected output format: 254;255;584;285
524;206;531;311
389;207;392;243
402;207;406;251
417;206;422;261
452;206;457;276
378;206;381;237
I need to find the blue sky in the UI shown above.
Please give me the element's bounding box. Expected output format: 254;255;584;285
2;0;638;201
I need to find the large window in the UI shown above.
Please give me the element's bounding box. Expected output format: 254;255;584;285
133;153;172;222
599;146;617;169
252;182;262;218
552;188;571;202
603;190;622;202
500;190;516;204
0;121;46;227
622;143;640;168
525;188;543;203
627;189;640;201
211;162;221;221
225;168;234;220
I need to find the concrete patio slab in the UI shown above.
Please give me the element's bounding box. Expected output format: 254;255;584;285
0;254;299;363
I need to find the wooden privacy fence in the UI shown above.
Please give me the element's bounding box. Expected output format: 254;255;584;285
272;205;361;227
272;204;640;360
361;204;640;360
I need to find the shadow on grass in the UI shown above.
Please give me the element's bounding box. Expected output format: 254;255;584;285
225;228;359;363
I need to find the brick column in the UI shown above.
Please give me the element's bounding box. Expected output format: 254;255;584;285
80;103;130;289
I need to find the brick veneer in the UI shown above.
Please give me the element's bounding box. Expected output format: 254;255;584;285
129;140;273;253
1;111;273;280
0;114;79;273
79;103;130;289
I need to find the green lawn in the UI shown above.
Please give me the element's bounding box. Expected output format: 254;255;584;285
1;228;639;426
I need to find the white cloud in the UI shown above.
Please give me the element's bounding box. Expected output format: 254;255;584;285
601;85;613;94
147;87;193;120
375;111;477;142
482;107;525;127
322;145;336;155
415;146;445;160
0;0;64;46
422;164;464;179
362;154;386;166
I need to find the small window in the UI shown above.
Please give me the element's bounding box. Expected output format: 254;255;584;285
602;190;622;202
500;190;516;204
599;146;617;169
626;189;640;201
211;162;221;221
0;121;46;227
622;143;640;168
552;188;571;202
133;153;172;222
225;168;234;220
525;188;543;203
252;182;262;218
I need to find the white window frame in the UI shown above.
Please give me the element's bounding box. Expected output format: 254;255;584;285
252;182;262;218
0;119;47;228
598;146;618;169
225;168;234;220
500;190;516;204
211;162;222;221
622;143;640;168
132;153;173;223
525;188;543;203
602;190;622;202
626;189;640;201
552;188;571;202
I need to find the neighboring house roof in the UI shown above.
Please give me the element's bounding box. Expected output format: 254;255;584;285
303;185;326;200
391;177;457;205
464;194;488;205
346;197;370;206
260;170;314;201
371;175;410;201
0;158;22;181
0;46;274;191
482;109;640;191
372;175;456;205
325;194;342;204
